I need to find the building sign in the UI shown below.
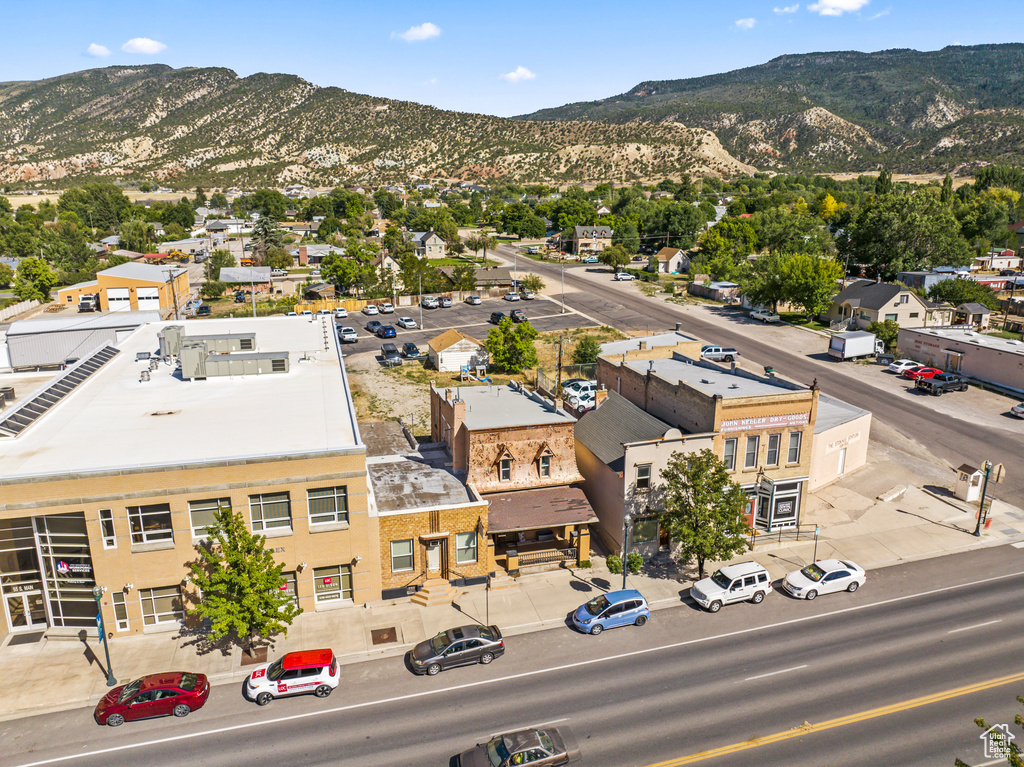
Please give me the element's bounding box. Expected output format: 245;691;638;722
719;412;810;434
826;432;862;453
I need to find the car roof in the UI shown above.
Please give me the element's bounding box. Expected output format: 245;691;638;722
503;729;545;752
137;672;187;691
282;649;334;669
444;624;485;641
816;559;861;571
719;561;767;578
604;589;645;603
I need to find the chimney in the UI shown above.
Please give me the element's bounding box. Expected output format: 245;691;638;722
640;341;648;351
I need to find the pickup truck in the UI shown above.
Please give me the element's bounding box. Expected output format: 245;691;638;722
915;372;968;395
701;345;740;362
750;309;780;323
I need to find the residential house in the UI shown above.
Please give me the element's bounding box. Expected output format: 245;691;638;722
151;222;165;237
896;271;959;292
825;280;953;329
954;303;992;329
427;329;488;373
408;231;446;258
972;250;1021;272
56;262;189;315
280;221;320;238
572;226;613;255
373;251;402;277
430;384;596;570
205;219;247;235
687;280;740;302
649;247;690;274
595;204;611;216
290;244;344;266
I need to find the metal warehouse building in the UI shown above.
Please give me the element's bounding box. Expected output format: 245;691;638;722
4;312;160;370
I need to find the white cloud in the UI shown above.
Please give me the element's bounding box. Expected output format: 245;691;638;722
121;37;167;54
735;17;757;29
867;6;891;19
774;4;800;12
86;43;110;57
392;22;441;42
424;77;438;86
807;0;870;16
500;66;536;83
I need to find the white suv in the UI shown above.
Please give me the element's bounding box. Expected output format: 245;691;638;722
690;562;772;612
245;649;340;706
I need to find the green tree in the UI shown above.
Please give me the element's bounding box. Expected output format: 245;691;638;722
57;182;132;230
201;280;227;300
483;318;539;373
14;256;58;301
465;230;498;263
321;254;370;295
205;249;236;281
0;263;13;288
501;202;546;239
650;200;705;249
940;173;954;205
264;248;293;271
451;263;477;291
738;252;789;313
194;186;207;209
784;253;844;318
875;169;894;197
612;219;641;253
250;215;284;265
838;193;972;281
187;505;301;657
867;319;900;351
698;218;758;263
598;244;630;272
373;190;404;219
520;273;545;293
119;219;155;253
928;277;1000;310
572;336;601;365
210;192;228;209
660;449;750;579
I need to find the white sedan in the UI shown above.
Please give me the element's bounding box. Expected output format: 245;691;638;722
362;304;379;315
783;560;866;600
396;317;418;329
334;307;348;319
888;359;919;374
1010;402;1024;418
503;292;521;302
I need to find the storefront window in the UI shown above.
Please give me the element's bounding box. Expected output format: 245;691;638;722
631;518;659;544
313;565;352;603
276;572;299;610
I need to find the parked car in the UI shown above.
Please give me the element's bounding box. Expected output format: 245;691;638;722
408;625;505;676
401;342;422;358
380;343;402;366
95;672;210;727
510;309;527;323
690;562;772;612
421;296;439;309
362;304;379;315
563;380;596;397
457;726;581;767
365;319;383;333
300;310;313;317
316;309;332;316
569;391;596;411
750;309;780;323
338;326;358;343
614;272;635;281
583;256;599;263
490;311;506;324
334;307;349;319
1011;402;1024;418
783;560;866;600
379;302;395;314
888;359;920;374
465;295;483;305
903;366;942;381
439;296;452;308
700;345;739;362
396;316;418;329
572;589;650;635
519;290;536;300
915;371;969;395
245;649;340;706
195;305;212;317
502;292;521;302
375;324;397;339
271;269;287;276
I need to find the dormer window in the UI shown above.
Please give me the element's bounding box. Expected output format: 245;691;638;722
500;458;512;482
539;455;551;478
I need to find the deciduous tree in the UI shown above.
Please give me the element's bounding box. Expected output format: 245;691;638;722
205;249;236;281
927;277;1000;310
14;256;58;301
483;318;538;373
571;336;601;365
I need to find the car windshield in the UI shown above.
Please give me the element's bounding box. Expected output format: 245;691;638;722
538;730;556;753
266;658;285;682
479;626;495;641
179;673;198;692
800;563;826;582
485;737;511;767
118;679;143;704
430;633;450;655
710;570;732;589
584;594;610;616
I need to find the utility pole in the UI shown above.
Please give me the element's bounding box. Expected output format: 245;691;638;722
165;268;180;321
560;263;565;314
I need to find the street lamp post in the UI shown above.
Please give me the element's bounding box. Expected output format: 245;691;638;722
561;263;565;314
621;514;631;590
973;461;994;537
92;586;117;686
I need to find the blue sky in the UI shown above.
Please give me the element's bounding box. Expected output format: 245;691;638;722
1;0;1020;117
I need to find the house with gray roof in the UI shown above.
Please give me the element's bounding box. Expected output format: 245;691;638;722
953;302;992;329
407;230;446;258
572;225;613;255
826;279;953;330
575;391;714;553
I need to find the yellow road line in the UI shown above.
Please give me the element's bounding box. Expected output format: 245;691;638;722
646;670;1024;766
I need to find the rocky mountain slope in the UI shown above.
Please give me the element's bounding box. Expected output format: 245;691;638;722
0;65;754;187
518;44;1024;173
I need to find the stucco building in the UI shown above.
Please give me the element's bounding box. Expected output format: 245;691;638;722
896;326;1024;395
56;262;190;317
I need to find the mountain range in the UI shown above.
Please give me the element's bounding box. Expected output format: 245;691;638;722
520;44;1024;174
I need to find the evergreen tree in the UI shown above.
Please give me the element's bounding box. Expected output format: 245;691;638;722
940;173;954;205
188;505;301;656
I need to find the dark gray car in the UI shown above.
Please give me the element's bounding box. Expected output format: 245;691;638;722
409;625;504;676
457;726;581;767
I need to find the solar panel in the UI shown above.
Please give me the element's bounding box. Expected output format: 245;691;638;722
0;345;120;438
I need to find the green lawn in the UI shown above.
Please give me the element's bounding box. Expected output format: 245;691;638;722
780;313;831;332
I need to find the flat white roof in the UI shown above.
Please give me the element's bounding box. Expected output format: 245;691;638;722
0;316;360;479
439;384;574;430
101;262;186;283
902;326;1024;357
625;357;801;399
600;331;698;356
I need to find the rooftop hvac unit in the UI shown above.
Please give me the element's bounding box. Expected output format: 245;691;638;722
158;325;186;357
179;341;208;380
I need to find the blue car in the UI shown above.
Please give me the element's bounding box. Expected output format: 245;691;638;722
375;325;397;339
572;589;650;635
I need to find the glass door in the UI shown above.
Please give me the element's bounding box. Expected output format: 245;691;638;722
5;592;47;631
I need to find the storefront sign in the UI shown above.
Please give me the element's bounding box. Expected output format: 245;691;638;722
719;412;809;433
826;431;862;453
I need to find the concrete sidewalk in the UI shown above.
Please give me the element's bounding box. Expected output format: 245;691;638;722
2;472;1021;723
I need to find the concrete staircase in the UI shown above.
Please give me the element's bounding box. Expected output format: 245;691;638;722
410;578;462;607
487;572;519;591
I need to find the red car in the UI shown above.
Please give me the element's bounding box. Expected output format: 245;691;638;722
903;366;941;381
94;672;209;727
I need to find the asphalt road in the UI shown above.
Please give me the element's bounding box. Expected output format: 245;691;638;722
510;249;1024;503
4;546;1022;767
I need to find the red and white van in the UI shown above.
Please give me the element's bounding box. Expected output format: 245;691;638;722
245;649;339;706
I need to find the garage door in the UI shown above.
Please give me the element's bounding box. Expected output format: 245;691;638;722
137;287;160;311
106;288;130;312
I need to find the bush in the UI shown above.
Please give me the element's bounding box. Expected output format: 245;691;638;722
576;560;592;569
663;282;676;295
626;552;643;574
606;554;623;574
201;280;227;300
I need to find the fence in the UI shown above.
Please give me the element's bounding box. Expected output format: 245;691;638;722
0;299;40;322
518;547;578;567
536;363;596;398
747;525;818;549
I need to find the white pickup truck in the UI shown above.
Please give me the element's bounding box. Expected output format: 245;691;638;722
701;345;741;362
750;309;780;323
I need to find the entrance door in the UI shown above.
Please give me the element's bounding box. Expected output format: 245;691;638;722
426;542;441;573
5;592;47;631
837;448;847;477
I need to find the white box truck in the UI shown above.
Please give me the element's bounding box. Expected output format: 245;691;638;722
828;331;885;361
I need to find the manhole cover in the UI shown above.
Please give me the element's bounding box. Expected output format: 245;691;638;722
371;627;398;645
240;646;269;666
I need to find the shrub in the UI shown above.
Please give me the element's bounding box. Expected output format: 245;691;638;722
606;554;623;574
576;560;592;569
626;551;643;574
